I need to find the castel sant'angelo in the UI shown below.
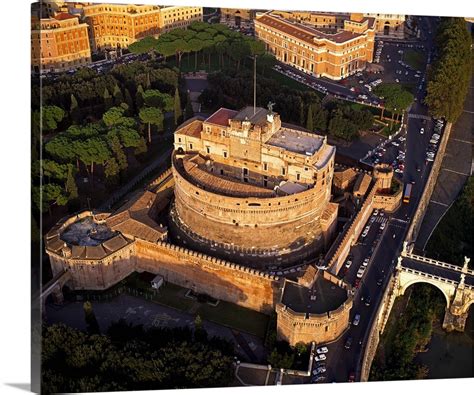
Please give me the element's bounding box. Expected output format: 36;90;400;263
45;104;402;345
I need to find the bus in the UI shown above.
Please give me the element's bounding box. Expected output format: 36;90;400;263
403;183;413;204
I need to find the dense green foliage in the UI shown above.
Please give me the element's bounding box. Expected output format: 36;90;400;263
426;177;474;267
370;284;445;381
202;71;373;141
374;83;414;119
42;321;235;393
425;17;473;122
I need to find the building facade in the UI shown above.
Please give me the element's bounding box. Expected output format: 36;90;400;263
254;12;375;80
220;8;255;28
364;13;405;38
83;4;203;51
172;106;338;266
31;12;91;73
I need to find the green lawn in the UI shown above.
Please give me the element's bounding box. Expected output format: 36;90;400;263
403;49;426;70
267;68;317;94
197;300;269;338
115;272;270;338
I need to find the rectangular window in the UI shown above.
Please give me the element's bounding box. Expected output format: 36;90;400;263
243;168;249;176
263;163;268;171
223;151;228;158
189;143;193;150
281;167;286;176
206;147;210;154
296;173;301;181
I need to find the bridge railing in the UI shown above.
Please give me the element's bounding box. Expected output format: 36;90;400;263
403;252;474;276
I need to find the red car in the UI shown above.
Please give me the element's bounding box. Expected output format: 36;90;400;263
354;279;361;288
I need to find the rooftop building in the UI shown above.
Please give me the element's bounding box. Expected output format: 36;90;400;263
254;11;375;80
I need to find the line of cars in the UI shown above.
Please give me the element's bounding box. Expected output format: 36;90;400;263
425;119;444;162
363;78;383;93
311;346;329;383
373;41;384;64
273;64;329;95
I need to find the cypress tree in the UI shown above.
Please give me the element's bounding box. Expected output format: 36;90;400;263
135;84;144;109
65;165;78;199
70;94;80;124
112;84;124;106
306;104;314;132
103;88;113;110
124;88;134;114
83;301;100;334
174;87;183;126
185;92;194;120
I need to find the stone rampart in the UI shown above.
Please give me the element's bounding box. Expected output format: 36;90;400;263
134;239;282;314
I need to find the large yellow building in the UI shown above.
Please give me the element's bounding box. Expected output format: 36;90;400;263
82;4;203;51
31;12;91;73
255;12;375;80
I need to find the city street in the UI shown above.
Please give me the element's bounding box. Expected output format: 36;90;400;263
310;15;442;383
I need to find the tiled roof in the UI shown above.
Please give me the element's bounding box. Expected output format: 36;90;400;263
54;13;77;21
204;108;238;127
257;14;363;45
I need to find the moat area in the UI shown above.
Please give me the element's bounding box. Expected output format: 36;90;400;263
415;307;474;379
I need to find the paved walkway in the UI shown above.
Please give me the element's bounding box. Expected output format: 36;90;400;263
414;74;473;252
99;147;172;211
45;294;267;361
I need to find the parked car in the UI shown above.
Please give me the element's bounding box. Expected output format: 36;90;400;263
420;127;425;134
313;366;327;375
314;354;326;362
345;260;353;269
365;295;372;306
345;337;353;350
380;222;386;231
316;346;328;354
353;313;361;326
377;278;383;286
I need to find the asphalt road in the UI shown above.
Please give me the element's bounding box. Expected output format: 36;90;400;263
311;16;442;384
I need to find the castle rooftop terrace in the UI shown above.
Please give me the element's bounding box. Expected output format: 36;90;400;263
266;128;324;155
61;217;117;246
281;275;348;314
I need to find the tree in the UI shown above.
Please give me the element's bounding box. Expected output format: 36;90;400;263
112;84;124;106
188;38;203;69
185;92;194;120
135;84;145;108
267;348;294;369
75;137;111;181
425;18;472;123
83;301;100;334
104;157;120;186
103;88;113;110
143;90;173;111
306;104;314;132
124;88;134;113
139;107;164;143
174;87;182;126
41;105;65;133
70;94;80;124
107;131;128;171
374;84;413;124
65;165;78;199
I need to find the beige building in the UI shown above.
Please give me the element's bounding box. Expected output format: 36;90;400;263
172;105;338;266
83;4;203;51
220;8;255;28
255;12;375;80
31;12;91;73
365;13;405;38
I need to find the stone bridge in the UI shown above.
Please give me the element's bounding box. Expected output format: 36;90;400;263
40;269;72;316
360;248;474;381
396;248;474;331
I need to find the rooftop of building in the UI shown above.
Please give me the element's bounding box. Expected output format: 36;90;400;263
281;275;348;314
232;106;270;126
174;116;205;138
60;216;117;246
257;13;365;45
204;107;239;127
266;127;324;155
54;12;77;21
178;154;276;198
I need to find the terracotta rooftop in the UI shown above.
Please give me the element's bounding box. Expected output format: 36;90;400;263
175;116;205;137
257;14;363;45
54;13;77;21
180;154;275;198
204;108;238;127
353;173;372;197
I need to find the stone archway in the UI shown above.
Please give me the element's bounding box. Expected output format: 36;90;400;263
398;278;452;310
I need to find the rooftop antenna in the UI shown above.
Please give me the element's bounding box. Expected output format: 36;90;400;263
253;55;257;115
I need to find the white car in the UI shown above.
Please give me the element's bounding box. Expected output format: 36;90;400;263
380;222;386;230
345;260;353;269
316;346;328;354
356;267;366;279
420;128;425;134
314;354;326;362
373;209;379;216
313;366;327;375
362;258;370;267
395;168;403;173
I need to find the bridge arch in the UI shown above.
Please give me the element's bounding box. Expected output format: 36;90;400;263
398;277;452;309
